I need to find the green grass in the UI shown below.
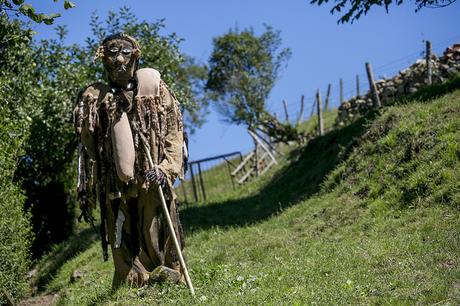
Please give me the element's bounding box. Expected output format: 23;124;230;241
176;109;338;205
29;80;460;305
176;156;242;205
298;108;338;136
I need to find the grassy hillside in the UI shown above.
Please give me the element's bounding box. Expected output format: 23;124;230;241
177;109;338;205
29;80;460;305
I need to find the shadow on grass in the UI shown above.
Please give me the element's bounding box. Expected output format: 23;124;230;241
31;226;98;292
181;114;373;232
181;74;460;233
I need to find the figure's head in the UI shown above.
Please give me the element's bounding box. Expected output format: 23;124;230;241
94;33;141;87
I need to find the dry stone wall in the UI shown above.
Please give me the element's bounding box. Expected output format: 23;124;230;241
337;44;460;125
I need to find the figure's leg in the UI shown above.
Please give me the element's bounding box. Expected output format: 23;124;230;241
139;189;183;272
137;188;186;283
137;188;163;272
106;198;130;288
106;198;148;288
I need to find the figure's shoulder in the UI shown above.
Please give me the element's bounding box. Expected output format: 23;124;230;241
79;82;110;100
135;68;161;81
133;68;179;106
135;68;161;97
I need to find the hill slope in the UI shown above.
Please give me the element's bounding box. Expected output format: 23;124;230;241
31;81;460;305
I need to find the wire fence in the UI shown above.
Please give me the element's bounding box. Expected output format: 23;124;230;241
175;36;460;205
270;35;460;126
175;151;243;205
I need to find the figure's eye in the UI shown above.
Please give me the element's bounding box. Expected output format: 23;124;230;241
109;47;119;53
122;48;132;55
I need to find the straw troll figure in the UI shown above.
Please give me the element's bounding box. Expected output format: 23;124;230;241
74;33;187;288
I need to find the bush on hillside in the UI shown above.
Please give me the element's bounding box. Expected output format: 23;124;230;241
0;16;35;302
0;116;33;303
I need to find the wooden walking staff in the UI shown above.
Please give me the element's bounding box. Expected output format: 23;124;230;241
142;144;195;296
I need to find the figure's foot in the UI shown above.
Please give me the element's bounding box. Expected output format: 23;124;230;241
149;265;182;284
126;269;149;287
172;264;186;285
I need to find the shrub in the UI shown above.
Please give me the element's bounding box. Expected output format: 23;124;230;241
0;16;34;302
0;110;33;302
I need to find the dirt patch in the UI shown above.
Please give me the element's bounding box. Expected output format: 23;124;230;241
18;294;58;306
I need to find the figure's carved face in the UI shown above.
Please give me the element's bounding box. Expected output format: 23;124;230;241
102;38;136;87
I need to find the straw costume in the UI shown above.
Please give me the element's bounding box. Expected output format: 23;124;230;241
74;33;186;288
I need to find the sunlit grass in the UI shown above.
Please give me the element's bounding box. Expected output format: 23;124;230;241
31;81;460;305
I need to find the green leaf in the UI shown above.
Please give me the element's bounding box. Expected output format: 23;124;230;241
12;0;25;5
33;13;46;23
49;13;61;19
64;0;75;9
19;4;34;14
42;14;61;25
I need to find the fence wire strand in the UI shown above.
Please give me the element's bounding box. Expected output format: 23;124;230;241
273;39;458;124
175;152;242;205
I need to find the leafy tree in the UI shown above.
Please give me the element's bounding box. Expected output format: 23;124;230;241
310;0;457;23
0;0;74;24
0;14;34;303
0;3;76;301
15;27;89;257
86;7;208;130
206;26;302;143
14;7;208;258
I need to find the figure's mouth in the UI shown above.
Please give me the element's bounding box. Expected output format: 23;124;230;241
117;64;127;72
109;62;127;73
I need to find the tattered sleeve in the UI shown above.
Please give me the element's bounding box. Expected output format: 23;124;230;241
157;84;184;183
73;86;100;208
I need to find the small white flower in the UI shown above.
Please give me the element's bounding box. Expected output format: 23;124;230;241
199;295;207;301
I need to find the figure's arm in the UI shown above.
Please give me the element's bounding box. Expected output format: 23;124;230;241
157;82;184;184
73;86;100;219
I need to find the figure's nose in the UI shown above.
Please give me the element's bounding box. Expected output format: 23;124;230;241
116;54;124;63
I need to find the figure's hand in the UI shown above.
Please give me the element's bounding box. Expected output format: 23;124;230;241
145;166;168;189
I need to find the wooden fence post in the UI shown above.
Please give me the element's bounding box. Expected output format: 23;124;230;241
181;182;188;205
189;164;199;202
197;162;207;201
426;40;432;85
310;97;316;118
325;83;332;111
365;62;381;108
356;75;360;96
283;99;289;123
316;89;324;136
296;95;304;125
225;161;236;190
253;132;260;177
339;78;344;104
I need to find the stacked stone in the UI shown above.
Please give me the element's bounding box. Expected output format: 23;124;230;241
337;44;460;126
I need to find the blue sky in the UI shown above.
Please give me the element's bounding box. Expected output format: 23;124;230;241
29;0;460;161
